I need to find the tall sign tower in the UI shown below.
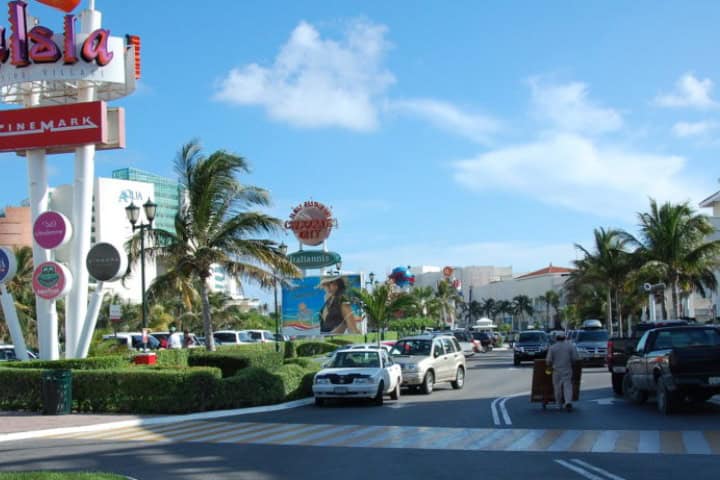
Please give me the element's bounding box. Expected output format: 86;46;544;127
0;0;137;358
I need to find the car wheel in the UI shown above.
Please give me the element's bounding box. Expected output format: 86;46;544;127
390;381;401;400
422;371;434;395
656;378;679;415
314;397;324;407
451;367;465;389
374;382;385;406
622;374;647;405
513;357;521;366
611;373;624;396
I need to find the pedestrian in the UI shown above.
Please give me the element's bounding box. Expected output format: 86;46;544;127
168;327;183;349
182;329;194;348
545;331;578;411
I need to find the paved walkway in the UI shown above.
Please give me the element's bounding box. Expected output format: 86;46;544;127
0;410;152;435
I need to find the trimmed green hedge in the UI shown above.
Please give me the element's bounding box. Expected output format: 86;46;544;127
326;337;354;346
0;356;129;370
283;341;296;359
283;357;319;369
188;349;283;378
296;342;337;357
155;349;190;368
0;368;43;410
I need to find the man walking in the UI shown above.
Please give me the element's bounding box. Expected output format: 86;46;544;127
545;332;578;411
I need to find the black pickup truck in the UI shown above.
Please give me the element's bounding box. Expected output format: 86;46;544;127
606;320;687;395
622;325;720;414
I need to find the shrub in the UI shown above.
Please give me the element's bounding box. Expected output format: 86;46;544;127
283;341;296;359
2;356;130;370
296;342;337;357
0;368;43;410
189;349;283;377
155;349;190;368
326;337;354;346
283;357;318;369
212;367;285;409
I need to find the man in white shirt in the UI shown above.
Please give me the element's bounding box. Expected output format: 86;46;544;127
545;332;579;411
168;329;183;349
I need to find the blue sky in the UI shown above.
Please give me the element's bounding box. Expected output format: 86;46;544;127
2;1;720;293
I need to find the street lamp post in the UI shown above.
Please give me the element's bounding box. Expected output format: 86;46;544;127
125;199;157;336
274;242;288;353
363;272;375;343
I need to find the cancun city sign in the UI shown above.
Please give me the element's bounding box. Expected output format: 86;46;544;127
0;1;126;87
285;200;337;247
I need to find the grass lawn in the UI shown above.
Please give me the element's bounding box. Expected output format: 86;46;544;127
0;473;127;480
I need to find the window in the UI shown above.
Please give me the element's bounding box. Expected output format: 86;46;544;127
434;340;445;356
442;337;456;353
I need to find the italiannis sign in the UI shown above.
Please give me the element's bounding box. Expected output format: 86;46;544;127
287;250;342;270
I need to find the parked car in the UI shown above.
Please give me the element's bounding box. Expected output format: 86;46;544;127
573;329;609;367
450;329;480;356
0;345;38;361
513;330;550;366
212;330;252;345
274;333;290;342
238;329;276;343
623;325;720;414
313;347;402;406
322;343;392;367
390;334;466;394
607;320;688;395
102;333;160;350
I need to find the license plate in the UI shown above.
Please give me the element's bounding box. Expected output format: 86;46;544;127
612;366;626;373
334;386;348;393
709;377;720;385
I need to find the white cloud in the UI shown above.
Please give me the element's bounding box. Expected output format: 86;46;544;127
388;98;500;144
654;73;718;109
529;78;623;134
214;20;395;131
672;120;719;137
452;132;701;219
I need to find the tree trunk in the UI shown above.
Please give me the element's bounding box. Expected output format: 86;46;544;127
672;274;681;319
615;289;623;338
606;289;613;337
199;278;216;352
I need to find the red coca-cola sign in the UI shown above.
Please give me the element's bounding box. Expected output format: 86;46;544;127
0;101;107;152
285;201;336;246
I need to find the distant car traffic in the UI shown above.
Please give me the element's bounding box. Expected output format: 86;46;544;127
573;329;609;366
313;347;402;406
0;345;38;361
212;330;252;345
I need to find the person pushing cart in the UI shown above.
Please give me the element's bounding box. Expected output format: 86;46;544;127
531;331;581;410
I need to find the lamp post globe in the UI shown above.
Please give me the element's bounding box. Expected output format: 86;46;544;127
126;198;156;338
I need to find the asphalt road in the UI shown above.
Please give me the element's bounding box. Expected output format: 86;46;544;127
2;349;720;479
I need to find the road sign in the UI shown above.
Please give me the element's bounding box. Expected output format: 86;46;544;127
109;304;122;323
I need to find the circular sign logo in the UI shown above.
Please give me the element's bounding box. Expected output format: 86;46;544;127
86;243;127;282
284;201;336;247
32;261;72;300
33;211;72;250
442;266;454;277
0;247;17;285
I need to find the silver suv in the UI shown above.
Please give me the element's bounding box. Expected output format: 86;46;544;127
390;334;466;394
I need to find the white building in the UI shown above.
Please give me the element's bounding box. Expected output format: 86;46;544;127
413;265;513;302
699;189;720;321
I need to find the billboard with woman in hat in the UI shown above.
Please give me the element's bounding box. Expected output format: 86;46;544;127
282;274;363;336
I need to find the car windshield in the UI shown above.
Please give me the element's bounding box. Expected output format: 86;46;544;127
331;351;380;368
518;332;546;342
248;332;263;341
576;331;609;342
391;339;432;356
655;329;720;349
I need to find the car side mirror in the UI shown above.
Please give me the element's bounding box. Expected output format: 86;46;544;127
434;350;440;358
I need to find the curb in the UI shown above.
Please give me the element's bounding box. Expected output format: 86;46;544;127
0;397;314;444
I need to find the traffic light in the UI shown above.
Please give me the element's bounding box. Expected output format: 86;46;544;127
126;34;141;80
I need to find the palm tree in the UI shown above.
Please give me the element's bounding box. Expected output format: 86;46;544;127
351;284;416;340
495;300;513;328
573;227;634;336
0;246;36;345
480;298;496;320
512;295;533;331
435;279;462;327
543;290;561;330
126;140;299;351
626;199;720;320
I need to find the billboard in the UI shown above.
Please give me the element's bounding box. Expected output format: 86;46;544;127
282;274;364;337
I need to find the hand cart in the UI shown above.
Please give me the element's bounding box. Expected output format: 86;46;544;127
530;359;582;410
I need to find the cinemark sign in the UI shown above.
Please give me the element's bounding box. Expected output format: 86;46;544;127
0;101;107;152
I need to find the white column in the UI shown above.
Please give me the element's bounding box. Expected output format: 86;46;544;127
65;6;102;358
76;282;104;358
0;285;29;361
25;89;59;360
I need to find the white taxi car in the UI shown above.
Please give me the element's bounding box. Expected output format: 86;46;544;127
313;347;402;406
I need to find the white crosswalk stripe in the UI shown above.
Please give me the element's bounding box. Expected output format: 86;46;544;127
49;421;720;455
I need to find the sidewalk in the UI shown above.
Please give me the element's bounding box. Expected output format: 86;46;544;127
0;398;314;443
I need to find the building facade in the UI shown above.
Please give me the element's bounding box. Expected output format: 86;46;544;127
0;206;32;248
699;189;720;321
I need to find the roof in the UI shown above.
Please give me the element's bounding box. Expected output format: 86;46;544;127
699;190;720;208
516;265;573;279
